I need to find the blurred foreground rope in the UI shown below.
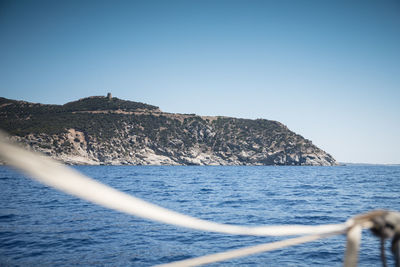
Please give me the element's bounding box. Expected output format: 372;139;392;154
0;130;398;267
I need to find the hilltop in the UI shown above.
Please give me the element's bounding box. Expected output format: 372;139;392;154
0;95;337;166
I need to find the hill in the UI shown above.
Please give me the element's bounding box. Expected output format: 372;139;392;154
0;95;337;166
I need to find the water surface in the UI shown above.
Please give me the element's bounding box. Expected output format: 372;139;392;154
0;165;399;266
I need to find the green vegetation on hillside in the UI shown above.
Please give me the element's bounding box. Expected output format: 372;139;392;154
0;96;335;165
0;96;310;150
62;96;158;112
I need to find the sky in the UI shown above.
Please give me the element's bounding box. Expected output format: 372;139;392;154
0;0;399;164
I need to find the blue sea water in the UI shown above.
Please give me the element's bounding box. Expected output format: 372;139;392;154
0;165;399;266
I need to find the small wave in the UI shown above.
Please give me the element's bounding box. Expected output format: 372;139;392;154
0;214;16;221
156;254;192;265
200;188;213;193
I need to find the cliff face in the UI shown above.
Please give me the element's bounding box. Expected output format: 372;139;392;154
0;96;337;166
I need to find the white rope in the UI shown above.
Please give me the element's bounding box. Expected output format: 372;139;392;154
344;224;362;267
154;231;344;267
0;131;349;237
157;219;377;267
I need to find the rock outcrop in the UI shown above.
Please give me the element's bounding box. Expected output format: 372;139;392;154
0;96;337;166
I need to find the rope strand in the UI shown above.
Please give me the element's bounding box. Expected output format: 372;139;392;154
154;231;344;267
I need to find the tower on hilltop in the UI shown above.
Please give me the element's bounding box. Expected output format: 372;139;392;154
107;92;112;100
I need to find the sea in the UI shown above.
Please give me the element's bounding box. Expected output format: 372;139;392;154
0;165;399;266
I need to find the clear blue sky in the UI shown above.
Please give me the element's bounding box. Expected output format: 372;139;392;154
1;0;399;164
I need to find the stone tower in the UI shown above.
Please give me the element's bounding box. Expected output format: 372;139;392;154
107;92;112;100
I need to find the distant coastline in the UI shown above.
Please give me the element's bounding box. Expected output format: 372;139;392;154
339;162;400;166
1;95;338;166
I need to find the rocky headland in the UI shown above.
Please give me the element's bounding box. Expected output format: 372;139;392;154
0;95;337;166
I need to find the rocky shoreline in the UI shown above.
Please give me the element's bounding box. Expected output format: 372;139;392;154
0;96;337;166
